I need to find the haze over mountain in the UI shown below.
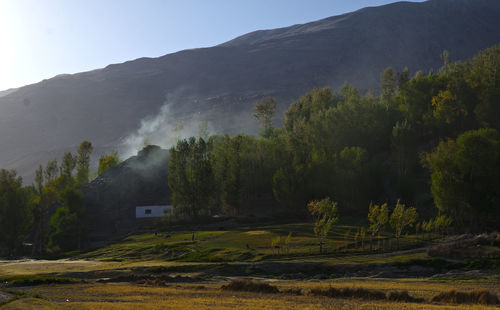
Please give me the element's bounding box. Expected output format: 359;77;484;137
1;0;499;182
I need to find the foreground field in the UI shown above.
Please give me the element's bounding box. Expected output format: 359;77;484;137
1;279;499;310
1;224;498;309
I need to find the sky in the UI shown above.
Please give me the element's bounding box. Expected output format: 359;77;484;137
0;0;425;91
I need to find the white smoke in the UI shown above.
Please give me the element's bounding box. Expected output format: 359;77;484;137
120;102;214;159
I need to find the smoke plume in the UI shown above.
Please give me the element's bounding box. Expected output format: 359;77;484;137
120;102;214;159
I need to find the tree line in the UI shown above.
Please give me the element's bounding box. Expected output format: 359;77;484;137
0;141;121;256
168;44;500;232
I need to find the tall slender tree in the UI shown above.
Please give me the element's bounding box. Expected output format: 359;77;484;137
76;140;93;185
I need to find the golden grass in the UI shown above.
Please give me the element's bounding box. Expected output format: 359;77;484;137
0;259;203;278
0;298;61;310
3;280;498;310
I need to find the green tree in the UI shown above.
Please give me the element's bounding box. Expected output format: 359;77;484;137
222;135;242;215
254;97;277;137
381;67;397;110
44;159;59;184
389;200;418;249
76;140;93;185
272;165;307;211
307;198;339;254
98;151;121;175
434;215;453;236
168;137;215;218
392;119;418;201
61;152;76;177
0;170;32;256
423;128;500;230
32;165;45;255
334;146;381;214
367;202;389;250
392;119;416;177
431;89;467;130
47;187;85;252
360;227;366;250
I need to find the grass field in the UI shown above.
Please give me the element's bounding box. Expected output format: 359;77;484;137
0;223;498;309
1;280;499;310
77;223;429;263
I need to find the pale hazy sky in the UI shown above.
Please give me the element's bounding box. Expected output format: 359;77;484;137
0;0;425;91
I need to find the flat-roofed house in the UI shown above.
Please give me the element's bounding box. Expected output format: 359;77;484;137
136;205;173;218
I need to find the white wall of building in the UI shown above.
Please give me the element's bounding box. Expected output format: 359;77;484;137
135;205;173;218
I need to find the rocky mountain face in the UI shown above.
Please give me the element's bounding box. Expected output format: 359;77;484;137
1;0;499;182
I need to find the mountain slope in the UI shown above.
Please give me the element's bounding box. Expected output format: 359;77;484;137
1;0;499;181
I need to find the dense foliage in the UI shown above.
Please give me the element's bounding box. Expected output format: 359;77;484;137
0;170;32;256
169;44;500;231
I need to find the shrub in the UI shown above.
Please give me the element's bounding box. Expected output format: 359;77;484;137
309;287;386;300
430;289;499;305
282;288;302;295
221;279;279;294
386;290;422;302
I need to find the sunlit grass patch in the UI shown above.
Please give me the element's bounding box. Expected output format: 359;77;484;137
10;281;500;310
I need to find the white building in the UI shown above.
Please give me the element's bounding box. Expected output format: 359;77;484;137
135;205;173;218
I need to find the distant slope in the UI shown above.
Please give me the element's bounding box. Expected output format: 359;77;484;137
1;0;499;181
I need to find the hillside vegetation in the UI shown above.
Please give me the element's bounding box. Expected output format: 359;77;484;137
1;0;499;182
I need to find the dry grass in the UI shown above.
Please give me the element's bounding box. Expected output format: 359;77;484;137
3;281;498;310
0;298;60;310
430;290;499;305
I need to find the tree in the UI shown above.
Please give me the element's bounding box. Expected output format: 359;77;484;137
334;146;379;214
254;97;277;137
98;151;121;175
47;207;80;252
392;119;416;178
32;165;45;255
381;67;397;110
422;219;434;240
222;135;243;215
368;202;389;250
307;198;339;254
422;128;500;230
168;137;215;219
76;140;93;185
44;159;59;184
389;200;418;249
47;187;85;252
344;229;351;250
392;119;418;201
398;67;410;91
360;227;366;250
168;140;190;216
0;170;32;256
431;89;467;130
434;215;453;236
60;152;76;179
354;230;359;249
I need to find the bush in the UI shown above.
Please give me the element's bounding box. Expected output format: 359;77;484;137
430;289;499;305
308;287;386;300
386;290;422;302
282;288;302;295
221;279;279;294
